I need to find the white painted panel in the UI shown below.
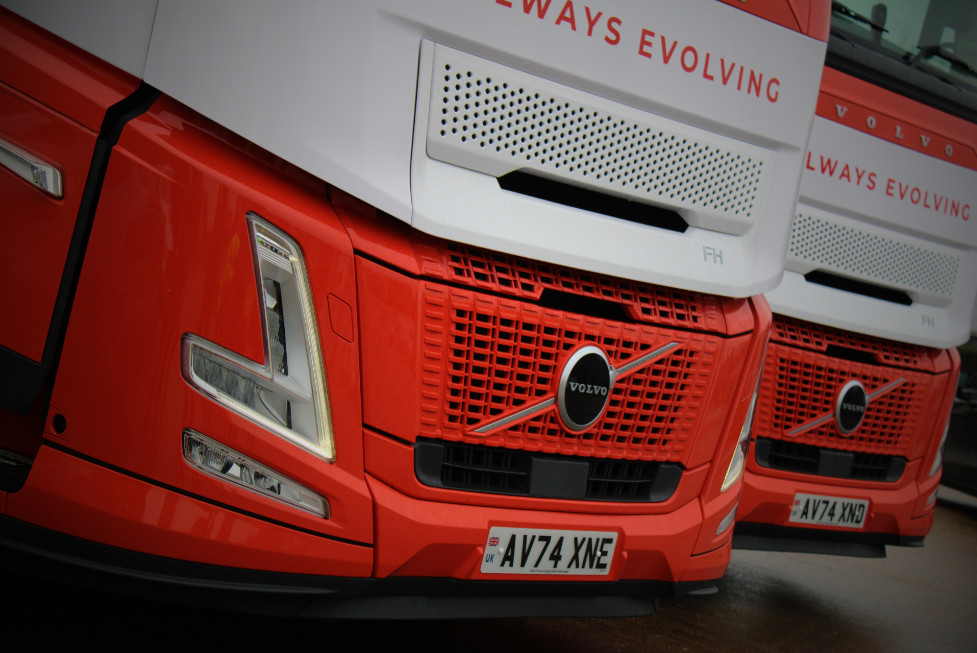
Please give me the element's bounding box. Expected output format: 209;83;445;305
139;0;826;296
1;0;158;77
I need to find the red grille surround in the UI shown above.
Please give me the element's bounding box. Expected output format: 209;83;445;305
347;201;762;469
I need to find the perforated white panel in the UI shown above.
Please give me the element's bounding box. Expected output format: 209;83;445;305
788;213;960;298
427;48;769;221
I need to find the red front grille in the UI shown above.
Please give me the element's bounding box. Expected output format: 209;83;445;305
417;243;729;333
755;316;947;458
772;316;935;370
418;282;722;463
757;343;926;456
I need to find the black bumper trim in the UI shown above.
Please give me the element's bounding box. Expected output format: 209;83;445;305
0;515;718;619
732;522;925;559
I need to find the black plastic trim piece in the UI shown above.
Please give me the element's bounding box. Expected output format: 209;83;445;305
0;515;720;619
0;83;162;414
732;522;925;558
498;171;688;233
416;438;683;503
754;437;907;483
804;270;913;306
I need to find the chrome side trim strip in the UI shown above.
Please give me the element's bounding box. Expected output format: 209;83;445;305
471;341;681;435
613;342;682;379
473;398;555;434
0;137;63;198
786;413;833;437
868;378;906;400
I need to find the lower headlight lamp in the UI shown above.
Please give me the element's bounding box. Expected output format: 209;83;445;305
184;429;329;517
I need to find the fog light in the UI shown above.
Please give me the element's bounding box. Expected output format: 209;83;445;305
184;430;328;517
184;214;334;461
926;488;938;507
717;503;738;536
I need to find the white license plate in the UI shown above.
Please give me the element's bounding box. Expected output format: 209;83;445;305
789;493;868;529
480;527;618;575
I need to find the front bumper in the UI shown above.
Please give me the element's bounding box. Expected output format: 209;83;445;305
733;462;938;557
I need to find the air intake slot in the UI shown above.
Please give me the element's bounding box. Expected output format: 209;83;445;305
804;271;913;305
415;438;683;502
537;288;631;323
499;172;688;233
823;344;878;366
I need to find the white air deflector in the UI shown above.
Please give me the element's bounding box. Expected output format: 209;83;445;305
788;211;961;304
425;44;771;230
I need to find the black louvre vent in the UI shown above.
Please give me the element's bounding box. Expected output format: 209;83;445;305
498;172;688;233
804;270;913;306
415;438;682;502
754;438;906;482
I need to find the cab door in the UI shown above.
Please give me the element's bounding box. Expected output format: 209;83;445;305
0;8;141;413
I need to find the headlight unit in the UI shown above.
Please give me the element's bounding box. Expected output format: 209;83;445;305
929;421;950;478
184;213;334;461
721;384;759;492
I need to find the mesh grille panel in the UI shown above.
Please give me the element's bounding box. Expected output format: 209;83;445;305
789;213;960;297
418;284;720;463
417;242;728;332
429;51;767;219
755;342;927;456
771;316;936;370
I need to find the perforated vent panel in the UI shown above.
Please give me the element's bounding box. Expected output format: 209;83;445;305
789;213;961;298
426;46;769;220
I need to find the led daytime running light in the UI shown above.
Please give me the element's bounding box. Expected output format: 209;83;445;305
183;214;334;461
722;384;759;492
183;430;329;517
716;503;738;536
929;422;950;478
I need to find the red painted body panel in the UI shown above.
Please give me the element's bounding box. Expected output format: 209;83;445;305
739;459;938;540
0;9;137;362
818;68;977;170
718;0;830;41
1;4;775;599
7;89;771;585
43;95;375;546
7;445;373;575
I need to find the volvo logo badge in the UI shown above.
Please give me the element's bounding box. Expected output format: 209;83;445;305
557;345;614;432
835;380;868;435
